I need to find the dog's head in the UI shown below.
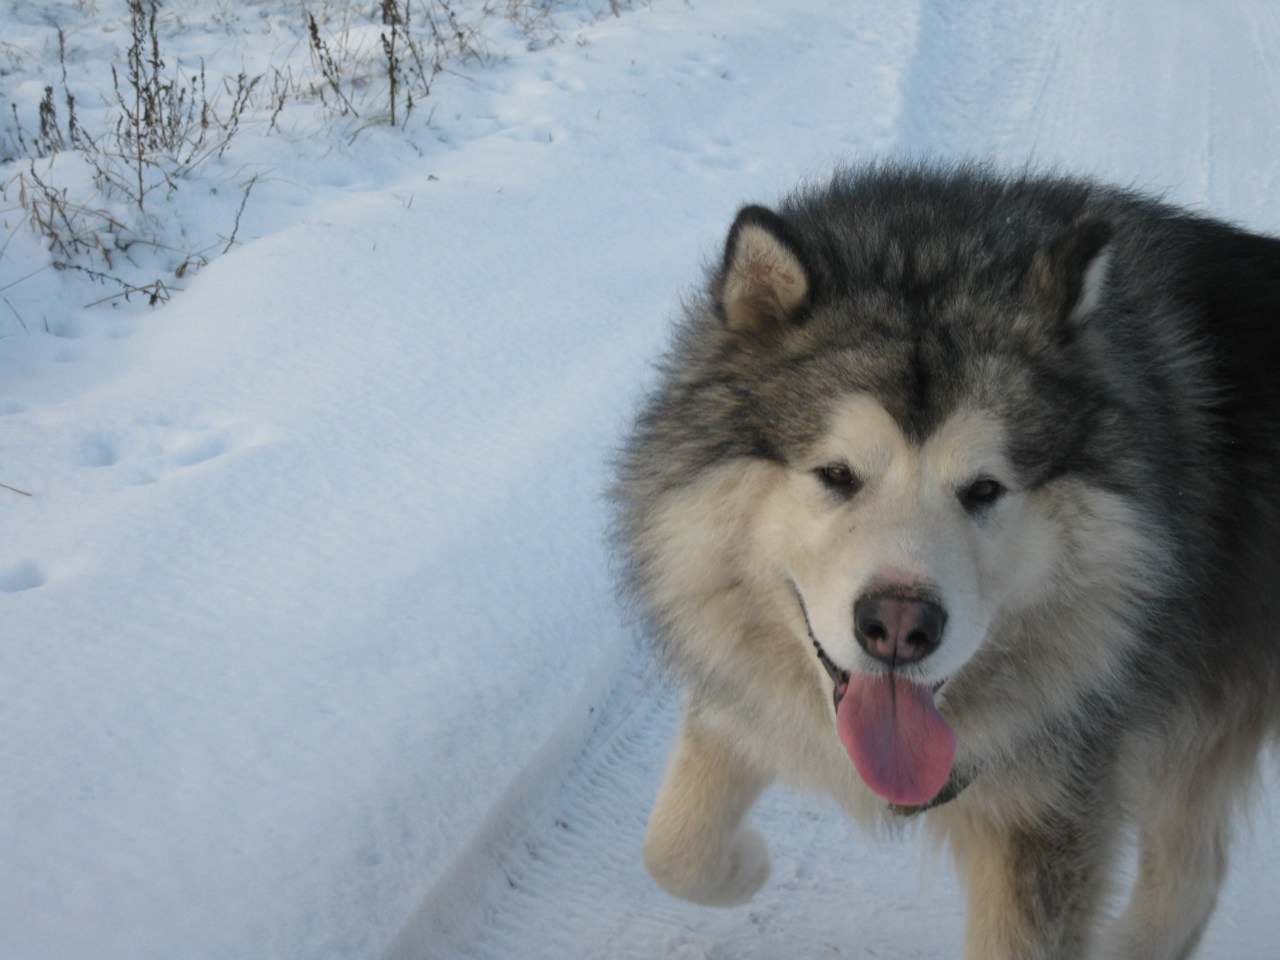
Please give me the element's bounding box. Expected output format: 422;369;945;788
621;171;1166;806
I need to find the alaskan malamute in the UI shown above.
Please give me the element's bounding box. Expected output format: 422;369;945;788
614;163;1280;958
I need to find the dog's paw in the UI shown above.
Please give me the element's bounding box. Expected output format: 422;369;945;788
644;824;770;907
704;825;770;906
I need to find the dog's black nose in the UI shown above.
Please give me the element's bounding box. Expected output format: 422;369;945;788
854;593;946;665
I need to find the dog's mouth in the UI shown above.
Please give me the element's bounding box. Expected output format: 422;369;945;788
793;576;957;808
811;635;945;711
789;580;956;807
812;638;851;710
812;634;956;806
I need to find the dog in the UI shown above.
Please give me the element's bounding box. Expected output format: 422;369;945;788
612;162;1280;959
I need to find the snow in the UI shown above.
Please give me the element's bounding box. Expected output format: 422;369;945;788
4;1;1280;957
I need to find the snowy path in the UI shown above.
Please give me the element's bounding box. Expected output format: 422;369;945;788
393;2;1280;958
7;1;1280;957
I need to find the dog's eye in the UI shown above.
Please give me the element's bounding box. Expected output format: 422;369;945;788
816;463;862;495
960;477;1006;512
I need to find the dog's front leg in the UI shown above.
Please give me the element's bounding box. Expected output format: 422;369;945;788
948;804;1115;960
643;713;772;906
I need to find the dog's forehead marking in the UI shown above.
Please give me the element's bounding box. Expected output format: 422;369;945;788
817;394;905;475
922;408;1010;480
819;394;1009;480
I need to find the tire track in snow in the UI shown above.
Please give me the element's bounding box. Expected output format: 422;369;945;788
385;648;681;960
892;0;1081;161
390;642;968;960
1205;2;1280;225
889;0;1280;235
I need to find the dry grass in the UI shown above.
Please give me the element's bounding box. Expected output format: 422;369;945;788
1;0;630;308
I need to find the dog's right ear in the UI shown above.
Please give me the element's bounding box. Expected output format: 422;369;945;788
1028;217;1113;337
716;205;814;335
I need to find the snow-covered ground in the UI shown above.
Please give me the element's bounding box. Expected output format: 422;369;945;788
5;1;1280;957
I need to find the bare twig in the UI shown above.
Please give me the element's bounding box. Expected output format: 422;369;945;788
221;174;258;254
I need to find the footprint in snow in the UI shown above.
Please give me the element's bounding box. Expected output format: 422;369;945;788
0;561;45;594
80;434;119;468
79;417;253;486
168;432;228;469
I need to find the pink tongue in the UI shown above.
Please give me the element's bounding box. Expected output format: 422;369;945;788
836;673;956;806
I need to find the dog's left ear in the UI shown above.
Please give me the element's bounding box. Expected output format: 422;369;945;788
1029;217;1112;335
717;205;814;335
